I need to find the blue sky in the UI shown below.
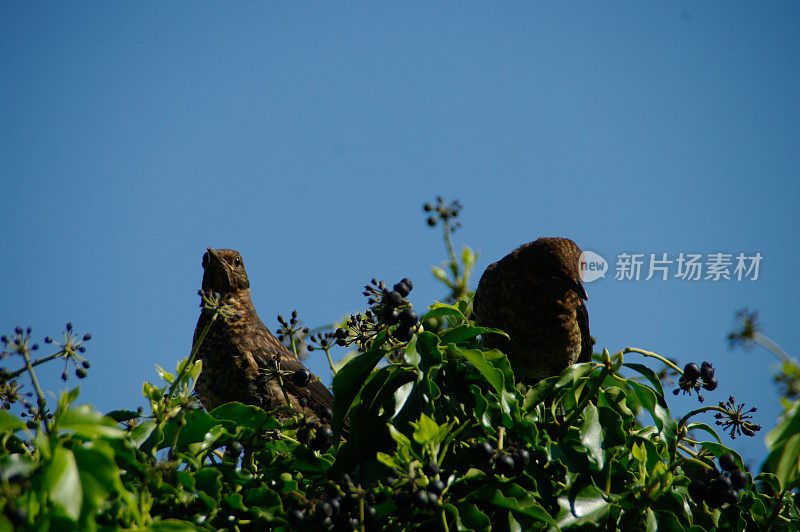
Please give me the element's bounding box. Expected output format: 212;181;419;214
2;2;798;466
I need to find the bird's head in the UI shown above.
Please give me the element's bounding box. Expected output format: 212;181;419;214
201;248;250;294
523;237;588;300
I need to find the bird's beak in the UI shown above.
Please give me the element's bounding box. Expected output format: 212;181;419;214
203;247;234;291
206;247;225;269
573;279;588;301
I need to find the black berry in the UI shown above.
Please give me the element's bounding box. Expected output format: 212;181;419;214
393;279;413;297
393;326;414;342
412;490;429;507
496;454;516;476
702;377;718;391
428;479;445;495
730;470;748;490
422;460;439;476
684;363;700;380
701;361;715;382
719;453;736;472
76;368;88;379
292;369;311;387
471;441;494;462
399;308;419;326
384;291;403;308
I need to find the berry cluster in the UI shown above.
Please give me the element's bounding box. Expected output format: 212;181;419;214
469;441;532;477
295;421;335;452
688;453;749;508
336;278;420;350
674;361;717;402
715;396;761;439
423;196;463;232
287;475;378;530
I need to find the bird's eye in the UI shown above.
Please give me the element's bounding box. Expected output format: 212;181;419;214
234;257;242;267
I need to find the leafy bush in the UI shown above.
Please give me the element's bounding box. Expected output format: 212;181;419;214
1;199;798;531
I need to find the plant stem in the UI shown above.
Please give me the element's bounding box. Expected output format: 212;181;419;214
20;346;49;434
9;351;64;379
623;347;682;374
677;405;729;432
166;311;217;401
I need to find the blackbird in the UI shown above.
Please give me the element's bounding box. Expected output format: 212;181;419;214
193;248;335;421
473;237;592;382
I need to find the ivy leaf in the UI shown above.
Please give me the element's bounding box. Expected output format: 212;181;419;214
580;404;604;470
45;447;82;520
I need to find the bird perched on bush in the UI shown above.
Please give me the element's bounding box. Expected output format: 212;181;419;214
193;248;335;421
473;237;592;382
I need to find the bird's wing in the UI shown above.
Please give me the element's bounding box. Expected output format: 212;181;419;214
576;299;593;363
247;315;336;416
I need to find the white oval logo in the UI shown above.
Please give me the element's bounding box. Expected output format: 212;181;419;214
579;250;607;283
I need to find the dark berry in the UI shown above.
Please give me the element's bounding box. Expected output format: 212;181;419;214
719;453;736;472
287;508;305;525
66;323;73;332
297;427;310;443
496;454;516;476
393;326;414;342
399;308;419;326
347;517;360;529
472;441;494;462
312;425;334;450
423;203;433;212
702;377;718;391
364;505;377;521
688;480;706;503
683;363;700;380
82;360;91;369
315;500;334;519
730;470;748;490
393;279;412;297
326;498;340;518
513;449;530;475
83;333;92;341
711;473;732;493
427;492;439;505
292;369;311;387
422;459;440;476
701;361;715;381
61;371;69;381
384;308;401;325
428;479;445;495
76;368;88;379
320;407;333;421
384;291;403;308
426;216;437;226
412;490;430;507
14;327;22;335
723;490;740;505
335;328;348;340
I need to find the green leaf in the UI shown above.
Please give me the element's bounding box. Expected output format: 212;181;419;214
105;409;142;423
685;422;721;443
73;444;124;509
440;324;508;345
554;484;610;528
580;404;604;470
57;404;125;439
627;380;677;457
623;363;666;398
209;402;277;431
332;336;388;432
145;520;202;532
0;409;25;433
423;302;467;322
465;485;556;525
46;447;82;520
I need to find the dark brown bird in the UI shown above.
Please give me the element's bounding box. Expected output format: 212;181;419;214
193;248;335;420
473;237;592;382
